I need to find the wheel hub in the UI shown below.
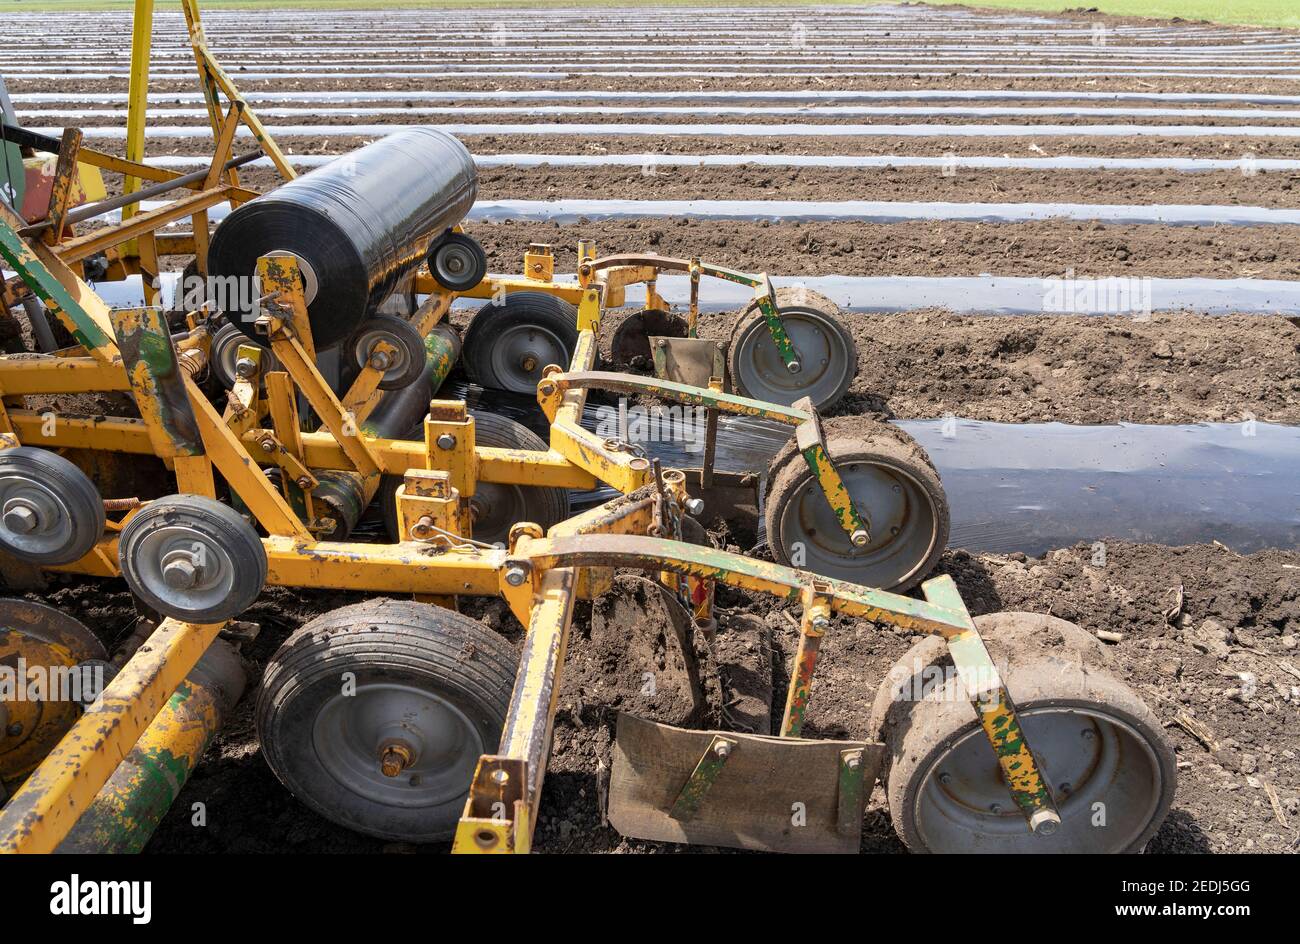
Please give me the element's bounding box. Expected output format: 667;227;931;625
160;549;204;590
735;307;851;407
916;707;1165;852
2;499;39;535
780;460;937;586
0;478;73;557
313;682;482;807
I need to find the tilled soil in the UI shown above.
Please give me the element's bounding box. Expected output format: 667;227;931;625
466;218;1300;279
8;3;1300;856
121;538;1299;854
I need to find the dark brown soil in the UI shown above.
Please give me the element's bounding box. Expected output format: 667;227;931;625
441;299;1300;425
115;538;1299;855
11;1;1300;858
230;164;1300;209
465;218;1300;280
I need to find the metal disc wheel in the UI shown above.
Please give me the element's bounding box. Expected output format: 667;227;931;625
349;314;427;391
256;599;518;842
117;495;266;622
381;411;568;545
610;308;688;367
211;321;279;389
462;291;579;394
0;447;105;565
0;599;106;788
870;612;1177;854
428;231;487;292
728;287;856;410
765;418;947;591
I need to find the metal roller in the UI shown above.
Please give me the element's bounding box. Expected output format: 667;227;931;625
208;128;477;349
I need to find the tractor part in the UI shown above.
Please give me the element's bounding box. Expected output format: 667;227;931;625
427;230;487;292
348;313;427;391
311;470;369;541
421;322;462;390
728;287;856;411
55;636;246;854
462;291;580;393
871;612;1177;853
608;714;882;853
0;446;106;566
381;410;568;546
211;321;280;389
766;416;948;591
208;128;477;349
117;494;267;623
610;308;688;367
0;614;227;853
0;600;107;792
256;599;518;842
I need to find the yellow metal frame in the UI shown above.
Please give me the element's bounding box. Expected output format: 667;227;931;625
0;2;1061;853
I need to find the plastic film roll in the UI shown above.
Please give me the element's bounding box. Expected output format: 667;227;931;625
208;127;477;348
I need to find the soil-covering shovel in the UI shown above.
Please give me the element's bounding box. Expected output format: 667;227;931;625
607;713;884;853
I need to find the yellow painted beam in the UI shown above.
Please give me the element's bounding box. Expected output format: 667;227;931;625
0;618;223;854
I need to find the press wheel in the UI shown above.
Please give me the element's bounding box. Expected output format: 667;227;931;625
256;599;518;842
348;314;427;391
0;447;105;566
118;495;267;623
462;291;579;394
728;287;856;410
871;612;1177;854
765;416;947;591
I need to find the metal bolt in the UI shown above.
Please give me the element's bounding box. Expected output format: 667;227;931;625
379;743;413;778
491;769;510;786
520;354;538;373
989;803;1003;814
296;477;313;490
234;356;257;379
1081;728;1096;740
844;754;861;770
504;564;529;587
369;350;392;371
713;741;731;759
811;615;830;632
938;772;952;785
684;497;705;516
849;528;869;547
436;433;457;450
785;359;802;374
2;502;38;535
1029;808;1062;836
259;438;276;453
161;553;200;590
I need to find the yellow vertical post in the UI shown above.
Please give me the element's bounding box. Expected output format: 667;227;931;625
123;0;155;227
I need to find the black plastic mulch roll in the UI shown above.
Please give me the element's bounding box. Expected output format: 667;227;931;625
208;127;477;348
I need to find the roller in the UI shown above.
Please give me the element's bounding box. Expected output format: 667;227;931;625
208;128;477;349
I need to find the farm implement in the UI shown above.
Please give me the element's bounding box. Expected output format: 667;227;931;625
0;0;1175;855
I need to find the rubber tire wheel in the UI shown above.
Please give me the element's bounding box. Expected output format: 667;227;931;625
349;314;428;391
118;494;267;622
0;447;105;566
256;599;519;843
764;416;947;592
462;291;579;394
428;231;488;292
728;286;857;411
380;411;569;545
871;612;1177;854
